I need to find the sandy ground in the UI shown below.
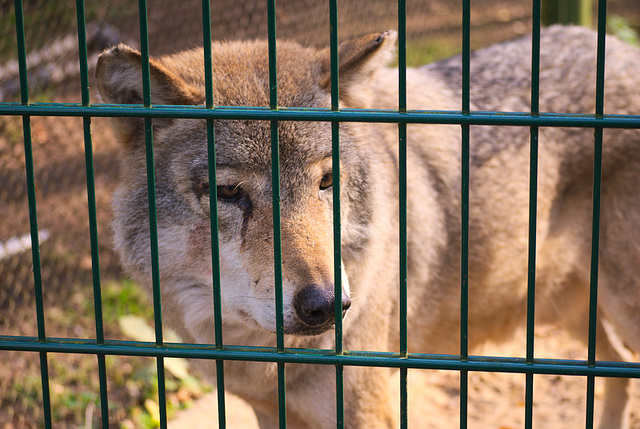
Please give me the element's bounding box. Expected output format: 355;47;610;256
170;327;639;429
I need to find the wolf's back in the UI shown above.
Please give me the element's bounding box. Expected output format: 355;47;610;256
423;25;640;115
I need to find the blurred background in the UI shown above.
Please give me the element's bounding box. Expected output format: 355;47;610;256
0;0;638;427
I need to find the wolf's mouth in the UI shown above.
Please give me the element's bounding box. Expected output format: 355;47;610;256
284;320;340;336
286;302;350;336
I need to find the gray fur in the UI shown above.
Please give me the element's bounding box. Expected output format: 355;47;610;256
97;26;640;428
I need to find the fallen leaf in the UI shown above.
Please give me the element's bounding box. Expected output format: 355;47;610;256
144;398;160;425
118;315;192;380
118;315;155;342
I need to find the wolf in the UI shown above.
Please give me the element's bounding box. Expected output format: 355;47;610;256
96;26;640;428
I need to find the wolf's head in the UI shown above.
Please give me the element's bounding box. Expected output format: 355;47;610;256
96;31;396;340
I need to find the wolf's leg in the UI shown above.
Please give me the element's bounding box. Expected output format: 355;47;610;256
562;308;631;429
537;226;637;429
538;267;632;429
252;401;314;429
248;365;396;428
253;410;279;429
594;319;632;429
342;365;398;428
598;376;630;429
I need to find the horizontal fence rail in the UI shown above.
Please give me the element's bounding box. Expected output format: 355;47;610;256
1;103;640;128
2;336;640;378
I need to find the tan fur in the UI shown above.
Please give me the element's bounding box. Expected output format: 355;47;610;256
97;26;640;428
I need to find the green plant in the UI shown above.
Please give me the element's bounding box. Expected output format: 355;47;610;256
608;15;640;46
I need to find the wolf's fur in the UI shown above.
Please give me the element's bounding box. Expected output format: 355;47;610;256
96;26;640;428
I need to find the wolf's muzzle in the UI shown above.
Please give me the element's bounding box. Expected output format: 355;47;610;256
293;284;351;329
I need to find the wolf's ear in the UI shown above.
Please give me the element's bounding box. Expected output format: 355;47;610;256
319;30;397;107
96;43;203;147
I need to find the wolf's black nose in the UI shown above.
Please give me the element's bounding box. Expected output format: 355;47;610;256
294;285;350;327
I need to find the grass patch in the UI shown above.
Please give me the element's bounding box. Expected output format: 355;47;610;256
608;15;640;47
102;279;155;325
390;36;461;68
3;280;209;428
407;39;461;66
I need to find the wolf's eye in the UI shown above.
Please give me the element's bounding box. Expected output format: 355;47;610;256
217;184;241;201
320;172;333;190
193;180;210;199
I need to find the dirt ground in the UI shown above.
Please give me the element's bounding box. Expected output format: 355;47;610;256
171;327;639;429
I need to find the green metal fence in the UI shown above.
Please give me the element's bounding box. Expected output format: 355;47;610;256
1;0;640;428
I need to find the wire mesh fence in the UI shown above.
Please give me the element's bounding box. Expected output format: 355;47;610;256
1;0;640;428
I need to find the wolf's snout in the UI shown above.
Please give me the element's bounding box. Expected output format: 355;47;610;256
294;285;351;328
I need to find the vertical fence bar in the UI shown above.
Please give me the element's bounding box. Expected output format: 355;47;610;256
75;1;110;426
328;0;345;427
397;0;409;428
201;1;227;427
266;0;287;427
460;0;471;427
13;1;52;427
524;1;541;428
137;1;168;427
586;1;607;427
